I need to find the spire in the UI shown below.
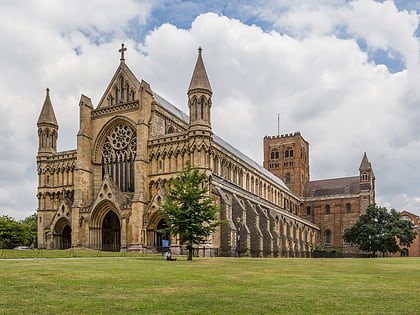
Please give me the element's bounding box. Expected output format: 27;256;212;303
359;152;372;171
188;47;212;95
37;88;58;127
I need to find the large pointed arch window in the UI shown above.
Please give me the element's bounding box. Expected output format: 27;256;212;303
101;124;136;192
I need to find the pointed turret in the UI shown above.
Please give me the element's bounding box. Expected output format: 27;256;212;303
37;88;58;128
37;88;58;154
188;47;213;133
188;47;212;95
359;152;372;172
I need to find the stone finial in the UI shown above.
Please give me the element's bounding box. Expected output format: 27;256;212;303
119;43;127;62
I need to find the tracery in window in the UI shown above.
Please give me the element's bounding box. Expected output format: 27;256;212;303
101;124;136;192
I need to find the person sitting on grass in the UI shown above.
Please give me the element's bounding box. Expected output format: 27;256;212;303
165;249;176;261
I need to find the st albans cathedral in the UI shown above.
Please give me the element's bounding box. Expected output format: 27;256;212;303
36;45;375;256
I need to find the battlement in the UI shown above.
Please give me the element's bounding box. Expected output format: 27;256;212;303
264;131;301;140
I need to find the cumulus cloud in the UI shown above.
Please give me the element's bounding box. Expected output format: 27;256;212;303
0;1;419;219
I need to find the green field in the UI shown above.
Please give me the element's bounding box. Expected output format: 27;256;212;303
1;251;419;314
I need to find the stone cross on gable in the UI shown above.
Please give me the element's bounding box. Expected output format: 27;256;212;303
119;43;127;61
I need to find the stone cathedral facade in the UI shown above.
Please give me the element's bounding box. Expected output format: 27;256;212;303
36;46;319;256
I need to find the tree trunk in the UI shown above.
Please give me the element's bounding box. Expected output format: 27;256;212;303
187;244;193;260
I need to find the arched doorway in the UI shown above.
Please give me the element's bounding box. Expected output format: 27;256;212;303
102;211;121;251
53;218;72;249
155;219;170;252
62;225;72;249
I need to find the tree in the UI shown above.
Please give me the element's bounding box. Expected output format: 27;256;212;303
21;213;38;247
160;162;224;260
343;204;416;257
0;213;37;249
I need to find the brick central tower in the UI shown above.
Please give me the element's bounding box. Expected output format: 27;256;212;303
263;132;309;196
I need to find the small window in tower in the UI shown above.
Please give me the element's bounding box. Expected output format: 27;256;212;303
275;151;279;159
306;206;311;215
326;205;330;214
290;149;294;157
285;173;291;183
285;150;289;158
346;203;351;213
200;97;205;119
271;152;275;159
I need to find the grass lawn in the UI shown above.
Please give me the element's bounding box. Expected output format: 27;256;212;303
0;251;419;314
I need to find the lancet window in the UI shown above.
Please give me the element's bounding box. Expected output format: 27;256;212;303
101;124;136;192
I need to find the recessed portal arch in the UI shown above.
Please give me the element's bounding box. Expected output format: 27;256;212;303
146;211;170;252
89;200;121;251
53;218;72;249
102;211;121;252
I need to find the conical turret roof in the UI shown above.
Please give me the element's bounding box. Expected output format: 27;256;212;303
359;152;372;171
37;88;58;127
188;47;212;94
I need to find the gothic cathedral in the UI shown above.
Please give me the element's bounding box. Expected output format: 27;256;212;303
36;45;373;256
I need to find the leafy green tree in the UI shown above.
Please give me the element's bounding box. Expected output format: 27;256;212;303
0;213;38;249
160;162;224;260
21;213;38;247
0;215;27;248
343;204;416;256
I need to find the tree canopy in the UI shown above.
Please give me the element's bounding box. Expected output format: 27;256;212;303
343;204;416;256
0;213;37;249
160;162;224;260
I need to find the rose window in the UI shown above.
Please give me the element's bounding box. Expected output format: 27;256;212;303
101;124;136;192
110;125;132;150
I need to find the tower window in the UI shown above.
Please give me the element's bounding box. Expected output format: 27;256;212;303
306;206;311;215
346;203;351;213
325;205;330;214
200;97;205;119
285;173;291;183
285;150;289;158
271;149;279;160
290;149;294;157
361;173;369;181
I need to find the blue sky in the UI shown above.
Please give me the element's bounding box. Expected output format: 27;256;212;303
0;0;419;219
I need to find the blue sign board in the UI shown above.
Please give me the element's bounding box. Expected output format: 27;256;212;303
162;240;169;255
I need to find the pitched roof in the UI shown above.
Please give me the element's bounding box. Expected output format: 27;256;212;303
188;47;212;94
37;88;58;127
152;91;290;192
304;176;360;198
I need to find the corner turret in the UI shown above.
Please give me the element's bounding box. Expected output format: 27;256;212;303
37;88;58;154
188;47;212;133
